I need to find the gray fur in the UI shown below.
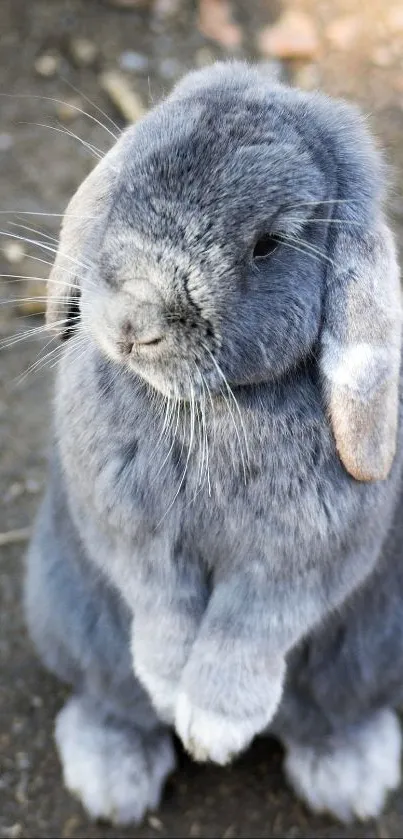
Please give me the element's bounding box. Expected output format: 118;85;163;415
26;62;403;823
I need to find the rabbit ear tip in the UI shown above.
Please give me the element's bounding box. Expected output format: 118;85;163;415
341;458;391;483
335;427;396;482
327;371;399;482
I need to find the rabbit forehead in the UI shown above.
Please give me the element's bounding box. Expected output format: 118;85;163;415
129;87;326;177
117;144;323;228
108;62;382;238
110;103;328;245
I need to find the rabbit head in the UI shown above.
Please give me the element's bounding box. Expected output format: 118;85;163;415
47;62;401;482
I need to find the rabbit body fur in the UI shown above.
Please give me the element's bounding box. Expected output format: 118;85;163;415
26;62;403;824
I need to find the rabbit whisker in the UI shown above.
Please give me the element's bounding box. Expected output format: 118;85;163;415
11;310;67;320
0;296;74;307
10;221;60;245
0;230;94;276
147;76;155;106
149;388;166;448
48;335;88;371
13;257;99;293
201;388;209;489
150;396;181;487
0;327;60;355
276;238;326;266
201;372;215;495
55;121;107;158
286;217;362;226
60;77;122;137
0;318;79;351
281;234;334;266
1;275;84;294
157;380;196;526
105;358;124;392
0;92;119;141
14;335;65;385
18;122;104;160
199;378;211;495
195;397;205;490
155;393;172;447
206;349;249;483
288;198;361;208
0;211;98;218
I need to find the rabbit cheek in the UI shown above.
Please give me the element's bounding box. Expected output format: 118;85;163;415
79;290;123;365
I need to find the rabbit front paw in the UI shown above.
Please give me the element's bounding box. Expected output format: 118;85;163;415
175;692;265;764
175;662;285;765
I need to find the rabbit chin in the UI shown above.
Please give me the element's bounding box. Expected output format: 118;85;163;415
131;365;205;401
85;321;204;399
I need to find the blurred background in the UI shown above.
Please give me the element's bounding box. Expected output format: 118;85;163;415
1;1;403;837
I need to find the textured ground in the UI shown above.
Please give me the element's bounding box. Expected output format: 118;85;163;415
2;1;403;837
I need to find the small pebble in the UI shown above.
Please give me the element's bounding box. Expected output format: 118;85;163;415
197;0;242;50
148;815;164;830
258;10;319;60
16;753;30;771
62;815;81;838
0;733;11;749
4;478;41;503
54;96;84;123
0;133;13;152
386;5;403;32
68;37;98;68
17;280;47;316
158;57;182;81
325;15;361;51
4;482;24;503
119;50;150;73
293;62;320;90
377;821;391;839
100;70;146;123
34;53;60;78
195;47;216;68
15;775;28;806
372;46;394;68
5;825;22;839
153;0;184;21
2;242;25;265
26;478;41;493
394;75;403;94
106;0;149;6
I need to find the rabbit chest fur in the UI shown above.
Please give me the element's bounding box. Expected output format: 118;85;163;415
57;342;400;606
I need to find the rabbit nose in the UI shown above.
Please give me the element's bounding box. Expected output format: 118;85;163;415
120;314;166;354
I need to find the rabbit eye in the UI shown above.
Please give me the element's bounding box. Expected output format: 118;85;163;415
253;233;280;261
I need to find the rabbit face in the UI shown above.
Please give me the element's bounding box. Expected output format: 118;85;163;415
80;89;330;399
50;63;400;482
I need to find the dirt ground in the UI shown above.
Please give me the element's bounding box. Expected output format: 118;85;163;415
2;1;403;837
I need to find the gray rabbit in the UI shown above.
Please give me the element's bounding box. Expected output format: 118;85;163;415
25;62;403;825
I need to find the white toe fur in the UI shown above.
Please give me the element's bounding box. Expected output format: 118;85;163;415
284;709;401;823
55;697;176;825
175;692;269;765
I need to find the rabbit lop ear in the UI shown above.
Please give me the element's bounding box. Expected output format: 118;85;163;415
46;135;127;339
321;221;402;481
